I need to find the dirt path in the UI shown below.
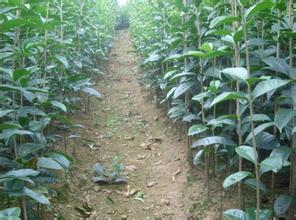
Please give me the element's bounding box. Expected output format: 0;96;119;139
53;31;195;219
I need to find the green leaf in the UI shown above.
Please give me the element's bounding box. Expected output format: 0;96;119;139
221;67;249;81
210;92;247;107
54;55;69;69
223;171;253;189
210;16;239;29
23;187;50;205
37;157;64;170
50;101;67;112
246;208;272;220
0;110;13;118
183;50;205;57
244;0;274;19
12;69;31;81
242;114;271;124
0;129;33;140
274;108;296;133
274;194;293;216
192;136;236;149
235;145;257;164
0;207;21;219
224;209;248;220
245;122;274;143
173;82;194;99
81;87;102;98
259;157;283;175
263;57;290;76
0;169;39;179
243;178;268;194
252;79;289;100
193;150;204;166
47;152;71;169
188;124;208;136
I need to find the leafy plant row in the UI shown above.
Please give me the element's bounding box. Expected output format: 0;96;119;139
0;0;117;219
128;0;296;219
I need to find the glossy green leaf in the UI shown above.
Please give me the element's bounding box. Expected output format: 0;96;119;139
221;67;249;81
223;171;253;189
210;92;247;107
274;108;296;133
188;124;208;136
235;145;257;164
252;79;289;100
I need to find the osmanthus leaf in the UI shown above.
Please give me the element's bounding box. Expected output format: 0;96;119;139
47;152;71;169
246;208;272;220
37;157;64;170
193;149;204;166
207;115;236;128
259;157;283;176
205;29;231;37
270;147;293;164
164;70;177;80
50;100;67;112
0;67;13;78
0;18;28;32
210;92;248;107
0;123;21;130
244;0;274;19
252;79;290;100
244;122;274;143
0;207;21;219
221;67;249;81
183;50;205;57
23;187;50;205
224;209;248;220
163;53;183;62
192;91;210;102
81;87;102;98
243;178;268;194
235;145;257;164
0;129;33;140
0;109;13;118
0;169;39;179
0;7;18;15
12;69;31;81
170;71;195;81
18;143;45;158
210;16;240;29
223;171;253;189
54;55;69;69
173;82;195;99
274;108;296;133
192;136;236;149
242;114;271;124
263;57;290;76
274;194;293;216
188;124;208;136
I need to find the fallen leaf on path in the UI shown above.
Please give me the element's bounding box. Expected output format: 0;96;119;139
172;169;182;182
147;181;158;187
126;165;137;171
160;199;170;206
141;137;162;150
137;154;146;160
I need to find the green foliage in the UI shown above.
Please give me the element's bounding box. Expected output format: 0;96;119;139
128;0;296;217
0;0;117;217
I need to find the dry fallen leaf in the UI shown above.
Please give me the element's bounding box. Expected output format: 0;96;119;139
147;181;158;187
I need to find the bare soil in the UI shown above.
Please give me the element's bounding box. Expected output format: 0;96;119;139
51;31;234;220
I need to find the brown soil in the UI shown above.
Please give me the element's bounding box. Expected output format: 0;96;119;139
51;30;233;220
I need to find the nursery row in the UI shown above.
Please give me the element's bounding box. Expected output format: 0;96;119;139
128;0;296;219
0;0;117;219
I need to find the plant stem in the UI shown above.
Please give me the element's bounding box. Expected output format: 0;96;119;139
242;6;260;219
